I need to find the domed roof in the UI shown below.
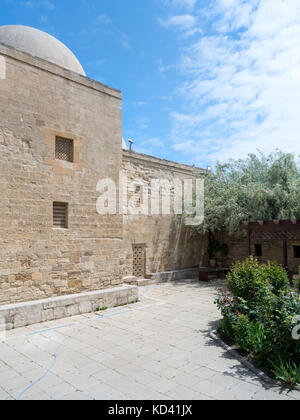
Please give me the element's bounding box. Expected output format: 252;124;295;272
0;25;86;76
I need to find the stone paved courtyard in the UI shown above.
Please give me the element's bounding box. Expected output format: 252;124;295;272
0;279;299;400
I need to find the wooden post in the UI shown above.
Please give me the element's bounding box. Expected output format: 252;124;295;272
283;240;288;270
248;227;252;256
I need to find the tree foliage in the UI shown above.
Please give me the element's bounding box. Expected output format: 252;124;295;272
199;151;300;234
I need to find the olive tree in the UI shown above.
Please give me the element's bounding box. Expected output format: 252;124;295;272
198;151;300;234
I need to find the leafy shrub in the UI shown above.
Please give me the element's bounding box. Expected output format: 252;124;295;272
270;356;300;386
218;316;235;340
215;287;238;339
293;267;300;294
215;258;300;387
233;315;251;351
247;321;268;356
262;291;300;363
226;257;271;302
260;262;289;294
232;316;269;355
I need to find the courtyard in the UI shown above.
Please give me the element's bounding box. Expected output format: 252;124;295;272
0;279;299;401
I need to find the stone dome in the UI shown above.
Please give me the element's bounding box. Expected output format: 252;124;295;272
0;25;86;76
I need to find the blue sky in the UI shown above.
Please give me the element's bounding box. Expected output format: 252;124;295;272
1;0;300;168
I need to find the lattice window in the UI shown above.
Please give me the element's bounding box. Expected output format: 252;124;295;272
55;137;74;162
133;244;146;278
251;231;300;241
53;202;68;228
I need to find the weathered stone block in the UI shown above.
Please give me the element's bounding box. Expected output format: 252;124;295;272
32;272;43;281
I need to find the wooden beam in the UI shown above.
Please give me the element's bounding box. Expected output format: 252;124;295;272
248;227;252;256
283;240;288;270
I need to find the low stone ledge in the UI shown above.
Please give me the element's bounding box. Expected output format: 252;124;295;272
0;285;138;330
150;268;199;282
122;268;199;287
122;276;139;285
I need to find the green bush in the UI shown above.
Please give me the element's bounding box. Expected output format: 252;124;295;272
262;291;300;363
248;321;268;356
233;315;251;352
215;257;300;387
293;267;300;294
270;356;300;386
226;257;272;302
260;262;289;294
227;257;288;300
231;316;269;355
218;316;235;340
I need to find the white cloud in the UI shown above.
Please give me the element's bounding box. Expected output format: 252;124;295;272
95;13;112;25
158;14;197;30
213;0;257;31
135;137;165;156
119;32;131;50
148;137;164;147
135;116;150;131
21;0;54;10
159;0;197;12
160;0;300;165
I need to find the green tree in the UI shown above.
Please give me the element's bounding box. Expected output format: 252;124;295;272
198;151;300;234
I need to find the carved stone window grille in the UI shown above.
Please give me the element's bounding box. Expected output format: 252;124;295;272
55;137;74;162
133;244;146;278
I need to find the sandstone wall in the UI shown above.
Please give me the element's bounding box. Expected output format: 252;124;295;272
121;151;207;276
0;44;123;304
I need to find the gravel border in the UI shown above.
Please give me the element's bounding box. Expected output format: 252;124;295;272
209;330;300;392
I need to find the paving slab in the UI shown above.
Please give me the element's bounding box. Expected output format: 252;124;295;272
0;279;299;400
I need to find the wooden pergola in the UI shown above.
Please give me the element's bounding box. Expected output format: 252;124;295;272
240;219;300;271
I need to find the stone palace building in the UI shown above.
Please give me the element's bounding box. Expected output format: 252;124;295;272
0;25;206;316
0;26;298;329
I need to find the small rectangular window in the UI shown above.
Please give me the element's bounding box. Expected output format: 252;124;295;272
255;244;262;257
53;202;68;229
294;246;300;258
55;137;74;162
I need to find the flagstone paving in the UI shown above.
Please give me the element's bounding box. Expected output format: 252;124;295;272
0;279;299;400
